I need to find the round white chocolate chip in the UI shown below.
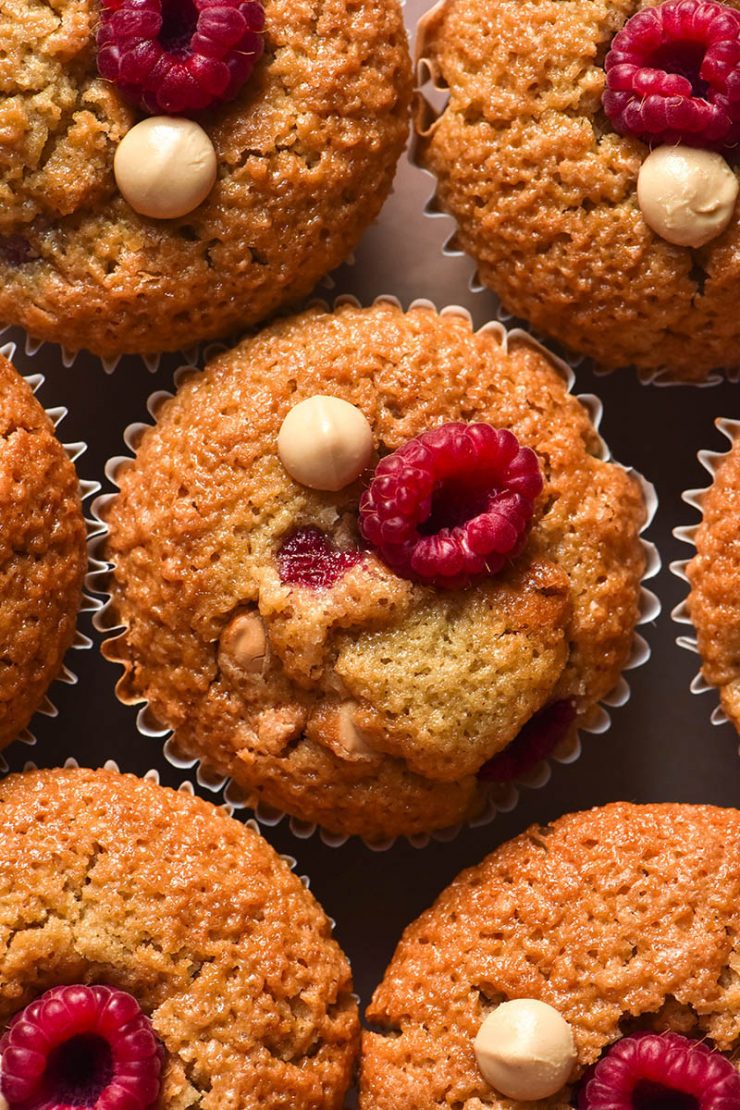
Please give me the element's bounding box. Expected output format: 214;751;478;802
637;145;738;248
220;611;268;675
277;396;373;492
114;117;218;220
473;998;576;1101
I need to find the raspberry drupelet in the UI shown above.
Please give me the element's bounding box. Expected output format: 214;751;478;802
359;422;543;590
97;0;265;115
0;984;163;1110
603;0;740;151
577;1031;740;1110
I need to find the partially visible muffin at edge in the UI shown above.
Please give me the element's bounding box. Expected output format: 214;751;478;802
0;0;411;358
415;0;740;382
361;802;740;1108
0;766;359;1109
101;301;647;843
0;356;86;749
685;434;740;730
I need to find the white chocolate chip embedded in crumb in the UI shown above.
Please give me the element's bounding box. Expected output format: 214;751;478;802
220;611;269;675
473;998;576;1101
277;395;374;492
114;116;218;220
637;145;738;248
337;702;376;758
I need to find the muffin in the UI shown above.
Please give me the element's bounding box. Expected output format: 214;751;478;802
0;766;358;1109
362;802;740;1108
0;0;411;359
100;300;648;843
415;0;740;382
683;428;740;730
0;356;86;750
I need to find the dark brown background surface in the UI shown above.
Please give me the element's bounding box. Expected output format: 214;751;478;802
3;0;740;1089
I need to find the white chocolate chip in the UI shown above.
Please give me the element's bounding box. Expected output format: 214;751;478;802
637;145;738;248
278;396;373;492
337;702;376;758
220;611;268;675
474;999;576;1101
114;117;217;220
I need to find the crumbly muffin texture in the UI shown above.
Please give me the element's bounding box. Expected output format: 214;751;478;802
0;767;359;1109
416;0;740;382
0;0;411;357
103;302;647;842
362;802;740;1108
686;436;740;730
0;356;86;749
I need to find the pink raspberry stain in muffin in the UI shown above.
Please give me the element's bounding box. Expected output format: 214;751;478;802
603;0;740;151
277;526;365;590
477;699;577;783
358;422;543;590
0;984;163;1109
97;0;265;115
577;1031;740;1109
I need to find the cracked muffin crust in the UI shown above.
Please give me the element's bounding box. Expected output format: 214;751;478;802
415;0;740;382
0;766;359;1109
0;0;411;358
361;802;740;1108
685;435;740;731
0;356;86;751
101;301;647;843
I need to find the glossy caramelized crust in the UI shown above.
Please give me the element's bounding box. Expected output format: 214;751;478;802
362;803;740;1108
0;357;86;749
0;767;359;1109
0;0;411;358
686;437;740;730
415;0;740;382
103;302;646;842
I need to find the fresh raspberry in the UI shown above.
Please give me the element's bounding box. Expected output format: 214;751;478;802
97;0;265;115
277;526;365;589
0;984;163;1109
577;1031;740;1110
358;423;542;590
603;0;740;151
477;699;577;783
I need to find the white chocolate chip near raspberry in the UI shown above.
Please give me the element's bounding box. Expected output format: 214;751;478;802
220;611;268;675
278;396;373;492
337;702;376;758
474;998;576;1101
637;145;738;248
114;117;218;220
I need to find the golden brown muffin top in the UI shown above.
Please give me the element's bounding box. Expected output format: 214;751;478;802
415;0;740;381
102;302;647;842
362;802;740;1108
0;0;411;357
0;356;86;750
686;435;740;731
0;767;359;1109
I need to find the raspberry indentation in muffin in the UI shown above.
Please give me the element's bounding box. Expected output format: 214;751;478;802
358;423;542;590
277;526;365;590
603;0;740;151
476;699;576;783
97;0;265;115
0;984;163;1109
577;1031;740;1109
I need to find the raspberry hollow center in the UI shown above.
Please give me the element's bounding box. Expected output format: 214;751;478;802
44;1033;114;1104
159;0;198;52
633;1081;698;1110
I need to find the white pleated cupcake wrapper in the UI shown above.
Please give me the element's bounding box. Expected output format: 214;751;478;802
88;293;660;851
411;4;734;389
0;342;100;772
670;417;740;729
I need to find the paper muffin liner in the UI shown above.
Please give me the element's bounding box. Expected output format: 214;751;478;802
0;341;100;773
411;5;733;389
88;294;660;851
671;417;740;730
